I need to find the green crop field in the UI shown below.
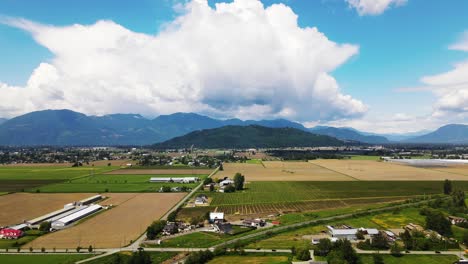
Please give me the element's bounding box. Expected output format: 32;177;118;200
208;255;291;264
0;166;118;180
360;255;458;264
206;181;466;206
0;254;93;264
33;174;208;193
348;155;382;160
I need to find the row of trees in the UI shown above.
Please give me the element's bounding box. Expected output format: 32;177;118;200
146;220;167;240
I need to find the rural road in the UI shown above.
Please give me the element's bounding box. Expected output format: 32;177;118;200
355;247;465;257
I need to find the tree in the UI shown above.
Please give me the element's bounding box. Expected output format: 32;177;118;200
390;243;402;257
88;245;93;252
425;210;452;236
355;230;365;240
444;179;452;195
296;248;311;261
146;220;167;240
209;184;215;192
213;246;227;256
400;229;412;249
233;173;245;191
76;246;82;253
452;190;466;208
203;177;213;185
373;253;384;264
161;186;171;192
39;221;51;232
316;238;333;256
219;163;224;171
371;233;389;249
167;211;178;222
224;184;236;193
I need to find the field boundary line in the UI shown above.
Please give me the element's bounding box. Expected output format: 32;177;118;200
307;161;360;181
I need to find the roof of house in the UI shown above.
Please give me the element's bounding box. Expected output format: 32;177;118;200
210;212;224;220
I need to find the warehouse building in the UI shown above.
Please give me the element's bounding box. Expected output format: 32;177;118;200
78;195;103;205
51;204;102;230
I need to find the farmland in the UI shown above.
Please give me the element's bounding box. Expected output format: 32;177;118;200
309;159;468;181
0;193;97;226
28;193;185;248
36;174;207;193
216;162;353;181
85;251;179;264
208;255;291;264
360;255;458;264
106;168;213;175
0;254;93;264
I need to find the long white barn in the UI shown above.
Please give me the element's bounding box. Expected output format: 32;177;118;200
51;204;102;230
149;177;199;183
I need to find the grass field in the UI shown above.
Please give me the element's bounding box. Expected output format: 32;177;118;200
28;193;185;248
310;160;468;181
35;174;207;193
348;155;382;160
85;251;179;264
106;168;213;175
0;254;93;264
208;255;291;264
0;166;118;180
0;193;98;226
360;254;458;264
159;232;224;248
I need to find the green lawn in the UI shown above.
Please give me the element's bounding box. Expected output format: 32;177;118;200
0;254;93;264
360;254;458;264
85;251;178;264
246;159;263;164
348;155;382;161
32;174;207;193
158;232;224;248
208;255;291;264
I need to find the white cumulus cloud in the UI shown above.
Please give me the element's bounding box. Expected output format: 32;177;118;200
449;31;468;51
0;0;366;121
346;0;407;16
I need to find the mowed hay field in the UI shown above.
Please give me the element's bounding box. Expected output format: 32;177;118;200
216;161;353;181
29;193;185;248
0;193;95;226
309;160;468;181
106;169;213;175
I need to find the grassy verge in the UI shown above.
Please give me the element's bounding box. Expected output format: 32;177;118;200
0;254;93;264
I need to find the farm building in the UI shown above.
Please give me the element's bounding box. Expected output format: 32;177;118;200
219;179;234;186
149;177;199;183
194;195;208;205
242;218;266;227
162;222;178;236
327;225;358;240
9;224;27;231
0;228;23;239
26;206;76;225
448;216;467;225
51;204;102;230
209;212;224;223
78;195;103;205
404;223;424;233
47;206;88;223
214;222;232;234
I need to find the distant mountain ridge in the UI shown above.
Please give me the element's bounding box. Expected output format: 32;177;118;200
0;109;313;146
153;125;344;149
309;126;389;144
405;124;468;144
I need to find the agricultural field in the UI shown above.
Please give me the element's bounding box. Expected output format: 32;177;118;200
430;165;468;177
36;174;207;193
359;255;458;264
309;160;468;181
106;168;213;175
216;162;353;181
0;193;97;226
208;255;291;264
85;251;179;264
0;254;93;264
28;193;185;248
0;166;119;192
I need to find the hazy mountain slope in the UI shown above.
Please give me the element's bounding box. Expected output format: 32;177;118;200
310;126;389;144
406;124;468;144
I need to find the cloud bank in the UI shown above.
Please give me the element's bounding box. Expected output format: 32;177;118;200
346;0;407;16
0;0;366;122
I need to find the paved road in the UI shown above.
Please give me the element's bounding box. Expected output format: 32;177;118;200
355;248;466;258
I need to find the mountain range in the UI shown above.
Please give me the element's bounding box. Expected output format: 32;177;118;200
0;109;466;146
153;125;344;149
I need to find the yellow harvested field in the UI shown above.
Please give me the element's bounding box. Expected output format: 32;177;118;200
429;165;468;176
0;193;96;226
28;193;185;249
309;160;468;181
216;161;354;181
105;169;213;175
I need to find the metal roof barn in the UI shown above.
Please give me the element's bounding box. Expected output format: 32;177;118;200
51;204;102;229
47;206;87;222
79;195;103;205
27;207;76;225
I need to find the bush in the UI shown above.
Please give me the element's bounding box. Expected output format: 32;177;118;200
296;248;311;261
39;221;51;232
390;243;403;257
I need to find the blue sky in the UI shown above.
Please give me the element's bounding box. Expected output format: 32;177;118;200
1;0;468;133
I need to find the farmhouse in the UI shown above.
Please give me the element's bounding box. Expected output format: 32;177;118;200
404;223;424;233
214;222;232;234
209;212;224;223
162;222;178;236
0;228;23;239
219;178;234;186
327;225;358;240
149;177;199;183
51;204;102;230
194;195;208;205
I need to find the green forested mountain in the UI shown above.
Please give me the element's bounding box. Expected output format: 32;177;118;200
153;125;344;149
